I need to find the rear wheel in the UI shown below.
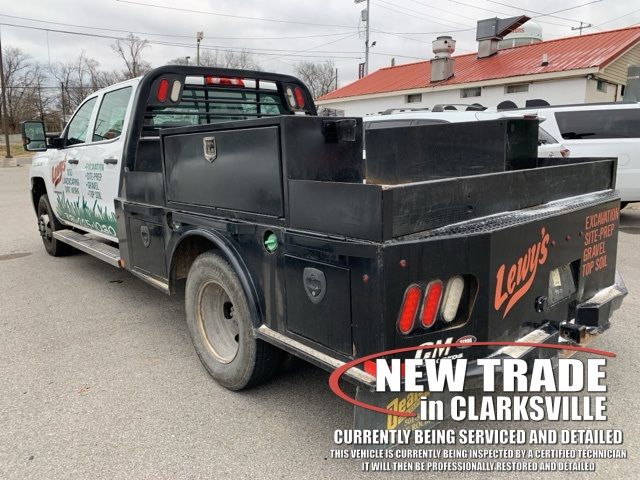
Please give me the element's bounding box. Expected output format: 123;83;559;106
37;194;73;256
185;251;281;390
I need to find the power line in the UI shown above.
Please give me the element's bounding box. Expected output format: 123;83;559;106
407;0;479;23
114;0;358;29
0;13;356;41
596;7;640;27
485;0;601;24
0;22;363;60
446;0;577;28
372;0;471;29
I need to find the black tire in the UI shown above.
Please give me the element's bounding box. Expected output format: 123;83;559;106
37;194;74;257
621;201;630;210
185;251;281;390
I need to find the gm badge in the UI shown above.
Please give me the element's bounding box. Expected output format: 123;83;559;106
303;267;326;304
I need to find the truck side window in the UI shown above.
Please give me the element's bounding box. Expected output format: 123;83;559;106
66;97;97;146
93;87;133;142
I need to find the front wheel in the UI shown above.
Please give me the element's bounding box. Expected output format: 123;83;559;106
37;194;73;257
185;251;281;390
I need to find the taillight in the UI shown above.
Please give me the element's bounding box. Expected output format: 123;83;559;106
420;280;443;328
156;79;169;102
293;87;306;108
441;276;464;323
397;284;422;334
205;76;245;87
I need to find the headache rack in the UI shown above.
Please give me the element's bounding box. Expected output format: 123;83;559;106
132;66;316;139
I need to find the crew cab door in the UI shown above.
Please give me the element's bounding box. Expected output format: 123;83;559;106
80;85;135;240
51;96;98;231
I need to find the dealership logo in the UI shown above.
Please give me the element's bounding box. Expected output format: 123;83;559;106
494;227;550;318
456;335;477;349
51;160;66;187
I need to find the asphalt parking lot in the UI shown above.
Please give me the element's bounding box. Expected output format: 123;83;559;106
1;164;639;479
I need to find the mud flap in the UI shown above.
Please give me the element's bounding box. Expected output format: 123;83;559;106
353;388;453;437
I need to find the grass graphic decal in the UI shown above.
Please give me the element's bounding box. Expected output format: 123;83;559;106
55;192;117;237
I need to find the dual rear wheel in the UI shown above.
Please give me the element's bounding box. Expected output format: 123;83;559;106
185;252;281;390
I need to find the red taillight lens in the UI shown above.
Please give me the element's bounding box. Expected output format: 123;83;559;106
293;87;306;108
156;79;169;102
205;76;245;87
397;284;422;335
420;280;443;328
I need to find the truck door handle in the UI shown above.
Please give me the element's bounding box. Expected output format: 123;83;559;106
103;158;118;165
67;159;79;165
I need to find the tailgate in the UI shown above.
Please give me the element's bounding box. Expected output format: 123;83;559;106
382;190;622;361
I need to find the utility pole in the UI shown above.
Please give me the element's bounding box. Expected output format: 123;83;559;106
335;67;338;90
355;0;371;76
571;21;593;36
0;29;12;161
60;82;67;131
196;31;204;66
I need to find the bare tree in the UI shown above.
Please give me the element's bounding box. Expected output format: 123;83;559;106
167;49;261;70
111;34;151;78
50;52;122;125
166;56;192;66
295;60;337;99
0;46;41;132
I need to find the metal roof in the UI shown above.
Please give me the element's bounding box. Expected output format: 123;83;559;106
318;26;640;101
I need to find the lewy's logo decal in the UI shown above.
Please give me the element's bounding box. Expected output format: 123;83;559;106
494;227;550;318
51;160;66;187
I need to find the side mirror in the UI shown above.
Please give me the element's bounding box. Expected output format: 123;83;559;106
20;120;47;152
48;136;65;149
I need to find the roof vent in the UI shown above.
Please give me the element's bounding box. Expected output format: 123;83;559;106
477;16;530;58
431;36;456;82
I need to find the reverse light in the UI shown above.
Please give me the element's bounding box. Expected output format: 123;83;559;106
170;80;182;102
285;86;297;109
441;276;465;323
420;280;443;328
156;79;169;102
397;284;422;335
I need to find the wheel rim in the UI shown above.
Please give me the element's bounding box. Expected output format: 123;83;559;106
196;281;240;364
38;211;53;243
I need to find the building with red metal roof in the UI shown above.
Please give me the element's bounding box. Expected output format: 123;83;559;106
316;25;640;117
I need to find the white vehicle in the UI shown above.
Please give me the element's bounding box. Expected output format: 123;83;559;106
515;102;640;208
363;107;570;159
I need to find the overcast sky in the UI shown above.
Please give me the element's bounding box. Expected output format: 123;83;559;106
1;0;639;87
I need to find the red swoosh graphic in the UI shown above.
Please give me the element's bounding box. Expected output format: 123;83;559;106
328;342;615;418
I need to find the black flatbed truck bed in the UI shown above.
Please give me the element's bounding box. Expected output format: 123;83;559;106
25;66;627;430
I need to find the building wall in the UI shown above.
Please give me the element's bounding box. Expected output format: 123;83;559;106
599;43;640;85
317;77;590;117
585;78;618;102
